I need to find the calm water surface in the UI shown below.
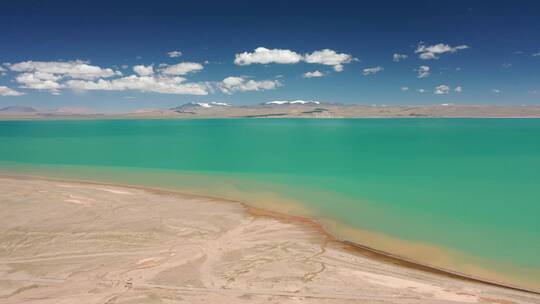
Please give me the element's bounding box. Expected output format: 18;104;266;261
0;118;539;289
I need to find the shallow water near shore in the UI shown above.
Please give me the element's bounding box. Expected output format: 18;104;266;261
0;118;539;290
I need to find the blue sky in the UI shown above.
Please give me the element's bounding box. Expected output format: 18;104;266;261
1;0;539;112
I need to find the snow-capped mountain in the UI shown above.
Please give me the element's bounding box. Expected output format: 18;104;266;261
172;102;232;110
264;100;321;105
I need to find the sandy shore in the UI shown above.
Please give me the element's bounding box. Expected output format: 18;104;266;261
0;176;538;303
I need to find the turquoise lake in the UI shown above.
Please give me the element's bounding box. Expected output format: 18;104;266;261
0;118;538;289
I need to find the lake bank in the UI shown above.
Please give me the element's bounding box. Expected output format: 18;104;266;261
1;118;539;291
1;175;538;303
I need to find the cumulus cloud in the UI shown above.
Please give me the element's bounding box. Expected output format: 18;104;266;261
434;84;450;95
219;76;281;94
304;49;355;72
234;47;355;72
160;62;204;75
0;85;24;96
418;88;426;93
167;50;183;58
15;72;64;93
234;47;303;65
393;53;408;62
67;75;209;95
302;70;324;78
133;65;154;76
417;65;430;78
415;43;469;60
4;57;288;96
362;66;383;76
454;86;463;93
8;60;121;80
6;60;209;96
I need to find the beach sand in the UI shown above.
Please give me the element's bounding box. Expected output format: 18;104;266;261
0;176;538;303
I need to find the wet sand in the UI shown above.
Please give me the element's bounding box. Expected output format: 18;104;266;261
0;176;539;303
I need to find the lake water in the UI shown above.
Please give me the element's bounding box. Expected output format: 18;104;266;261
0;118;538;290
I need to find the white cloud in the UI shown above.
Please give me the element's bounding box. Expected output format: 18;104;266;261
7;60;205;95
0;86;24;96
393;53;408;62
502;63;512;68
362;66;383;76
418;88;426;93
434;84;450;95
234;47;303;65
532;52;540;57
454;86;463;93
415;43;469;60
5;56;289;96
303;70;324;78
417;65;430;78
133;65;154;76
67;75;209;95
15;72;64;93
219;76;281;94
235;47;355;72
167;50;182;58
304;49;355;72
401;86;409;91
160;62;203;75
492;89;501;93
333;65;345;72
8;60;121;80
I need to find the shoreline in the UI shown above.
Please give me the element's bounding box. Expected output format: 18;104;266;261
2;172;538;295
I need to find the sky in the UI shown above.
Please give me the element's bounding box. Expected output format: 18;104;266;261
1;0;540;112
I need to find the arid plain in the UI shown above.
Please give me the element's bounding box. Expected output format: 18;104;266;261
1;176;538;304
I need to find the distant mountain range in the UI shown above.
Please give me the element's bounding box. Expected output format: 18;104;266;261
171;100;323;110
170;102;232;111
0;105;95;116
2;103;540;118
0;105;38;113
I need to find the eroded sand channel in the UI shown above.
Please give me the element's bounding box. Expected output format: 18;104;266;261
0;176;538;303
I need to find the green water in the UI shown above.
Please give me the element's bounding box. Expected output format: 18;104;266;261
0;118;539;289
